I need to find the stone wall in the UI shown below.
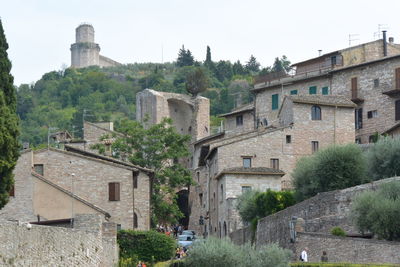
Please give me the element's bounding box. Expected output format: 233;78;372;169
0;214;118;266
229;225;252;246
224;111;254;135
294;232;400;264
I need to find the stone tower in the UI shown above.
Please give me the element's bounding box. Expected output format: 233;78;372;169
70;23;121;68
70;24;100;68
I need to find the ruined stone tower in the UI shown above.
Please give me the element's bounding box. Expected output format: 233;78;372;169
70;23;121;68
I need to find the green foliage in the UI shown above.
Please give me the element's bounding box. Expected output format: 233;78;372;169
0;19;19;209
245;55;261;73
118;255;139;267
351;181;400;241
96;118;192;225
184;237;291;267
291;263;399;267
293;144;368;202
176;45;194;67
365;136;400;181
236;189;295;224
185;67;209;96
331;226;346;236
272;55;291;73
118;230;176;263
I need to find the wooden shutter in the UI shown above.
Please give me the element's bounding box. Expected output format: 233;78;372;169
351;77;358;99
396;68;400;89
115;183;120;201
396;100;400;121
109;182;120;201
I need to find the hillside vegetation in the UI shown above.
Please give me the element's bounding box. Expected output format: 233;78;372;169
16;46;290;145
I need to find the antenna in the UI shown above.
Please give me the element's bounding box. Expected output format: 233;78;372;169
349;34;360;46
373;24;389;40
318;50;322;56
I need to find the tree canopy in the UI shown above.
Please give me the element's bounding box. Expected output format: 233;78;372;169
0;19;19;208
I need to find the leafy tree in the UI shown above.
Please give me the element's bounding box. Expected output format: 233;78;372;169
366;136;400;180
245;55;260;73
0;19;19;208
271;55;291;73
351;181;400;241
204;45;213;68
185;67;209;96
293;144;368;202
215;60;233;82
94;118;193;226
176;45;194;67
232;60;247;76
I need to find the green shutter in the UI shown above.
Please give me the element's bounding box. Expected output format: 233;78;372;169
290;90;298;95
272;94;279;110
309;86;317;94
322;87;329;95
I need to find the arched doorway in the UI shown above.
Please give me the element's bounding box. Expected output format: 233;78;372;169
176;189;190;228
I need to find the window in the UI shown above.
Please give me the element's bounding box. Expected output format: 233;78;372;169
367;110;378;119
34;164;44;176
311;141;319;153
117;224;122;231
199;193;203;206
109;182;120;201
322;87;329;95
331;56;337;66
134;213;138;228
213;192;216;209
286;135;291;144
270;158;279;170
272;94;279;110
242;157;252;168
196;172;200;182
396;68;400;89
290;90;298;95
311;105;321;120
396;100;400;121
220;184;224;202
351;77;358;99
355;108;363;129
355;138;361;144
9;185;15;197
374;79;379;88
133;172;138;189
242;186;252;193
236;115;243;126
309;86;317;95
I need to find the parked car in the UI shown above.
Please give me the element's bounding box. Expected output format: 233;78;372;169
181;230;196;238
177;235;194;248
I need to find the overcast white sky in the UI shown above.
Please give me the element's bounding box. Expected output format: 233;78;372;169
2;0;400;85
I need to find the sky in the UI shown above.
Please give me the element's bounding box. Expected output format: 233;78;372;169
2;0;400;85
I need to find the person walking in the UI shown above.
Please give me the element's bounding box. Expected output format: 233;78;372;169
300;247;308;262
321;251;328;262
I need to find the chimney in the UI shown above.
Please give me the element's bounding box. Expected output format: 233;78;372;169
389;37;394;43
382;30;387;57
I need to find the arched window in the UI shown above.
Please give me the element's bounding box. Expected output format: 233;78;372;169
134;212;138;228
311;105;321;120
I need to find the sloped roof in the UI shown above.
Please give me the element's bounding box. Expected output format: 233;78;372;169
31;172;111;218
219;103;254;117
215;167;285;179
382;122;400;134
288;95;356;108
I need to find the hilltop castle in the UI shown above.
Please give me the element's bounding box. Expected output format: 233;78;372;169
70;23;121;68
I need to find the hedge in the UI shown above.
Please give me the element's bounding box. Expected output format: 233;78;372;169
291;263;399;267
118;230;176;263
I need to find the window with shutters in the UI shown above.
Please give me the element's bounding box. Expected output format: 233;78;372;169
34;164;44;176
236;115;243;126
109;182;120;201
311;141;319;153
355;108;363;129
351;77;358;99
396;100;400;121
133;172;138;189
309;86;317;95
270;158;279;170
367;110;378;119
290;90;298;95
322;87;329;95
311;105;321;120
396;68;400;89
272;94;279;110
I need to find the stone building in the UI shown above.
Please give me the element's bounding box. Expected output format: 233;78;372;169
253;33;400;143
189;95;356;237
70;23;121;68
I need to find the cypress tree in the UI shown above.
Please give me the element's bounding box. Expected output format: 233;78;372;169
0;19;19;208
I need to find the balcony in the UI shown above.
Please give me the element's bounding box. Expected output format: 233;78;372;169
382;88;400;97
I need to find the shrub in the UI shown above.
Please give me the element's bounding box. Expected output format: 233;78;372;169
293;144;368;202
366;136;400;181
118;230;176;263
331;226;346;237
184;237;291;267
351;181;400;241
290;263;399;267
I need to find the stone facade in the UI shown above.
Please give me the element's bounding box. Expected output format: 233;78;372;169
0;214;118;266
1;147;151;231
219;103;254;135
70;23;120;68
